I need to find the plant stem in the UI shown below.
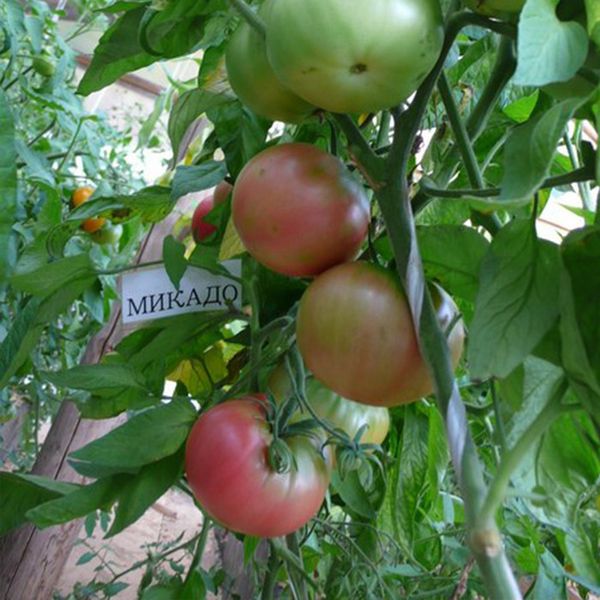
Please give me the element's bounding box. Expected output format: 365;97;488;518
490;381;506;453
437;71;500;235
184;516;212;584
285;532;308;600
261;542;281;600
419;166;595;199
563;130;593;211
466;36;516;140
478;379;568;525
228;0;266;37
336;11;523;599
438;72;484;189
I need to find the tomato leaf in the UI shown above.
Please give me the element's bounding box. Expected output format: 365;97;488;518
530;550;568;600
0;90;17;285
417;224;489;302
171;162;227;200
106;447;184;537
26;477;121;529
499;98;585;203
514;0;589;87
77;7;156;96
69;400;197;471
331;470;375;520
559;226;600;426
468;219;560;379
43;363;149;393
67;185;174;224
0;473;76;535
11;254;96;297
162;235;188;289
586;0;600;49
0;277;95;388
168;89;232;160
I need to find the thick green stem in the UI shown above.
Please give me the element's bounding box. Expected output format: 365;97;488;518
228;0;266;37
261;543;281;600
335;11;522;600
285;533;308;600
478;380;568;525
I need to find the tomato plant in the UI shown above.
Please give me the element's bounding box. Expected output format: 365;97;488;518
265;0;444;114
185;396;330;537
191;181;232;243
3;0;600;597
226;6;315;123
296;261;464;407
232;143;370;276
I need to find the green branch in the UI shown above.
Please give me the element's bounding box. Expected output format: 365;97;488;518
419;166;596;199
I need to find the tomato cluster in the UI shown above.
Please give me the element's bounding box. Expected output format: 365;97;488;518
185;0;467;538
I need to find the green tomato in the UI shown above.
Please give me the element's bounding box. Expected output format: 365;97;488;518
32;56;56;77
91;224;123;245
225;5;315;123
464;0;525;15
265;0;444;114
269;365;390;446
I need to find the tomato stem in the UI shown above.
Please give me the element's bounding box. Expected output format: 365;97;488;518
334;10;525;600
227;0;266;38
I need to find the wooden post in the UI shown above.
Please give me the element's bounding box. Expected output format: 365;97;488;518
0;199;192;600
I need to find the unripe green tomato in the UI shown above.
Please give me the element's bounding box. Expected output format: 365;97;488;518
464;0;525;16
91;224;123;245
269;365;390;446
265;0;444;114
225;4;315;123
32;56;56;77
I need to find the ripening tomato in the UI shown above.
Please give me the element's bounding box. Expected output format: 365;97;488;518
225;5;315;123
265;0;444;114
464;0;525;15
71;187;106;234
191;181;232;243
269;365;390;446
185;396;330;537
296;262;464;407
232;143;370;277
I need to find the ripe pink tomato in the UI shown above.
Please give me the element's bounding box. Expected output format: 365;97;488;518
232;143;370;277
296;261;464;407
191;181;232;243
185;396;331;537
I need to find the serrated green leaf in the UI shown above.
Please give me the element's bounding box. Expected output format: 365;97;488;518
468;220;560;379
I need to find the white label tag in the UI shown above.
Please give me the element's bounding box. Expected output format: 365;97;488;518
121;261;242;324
